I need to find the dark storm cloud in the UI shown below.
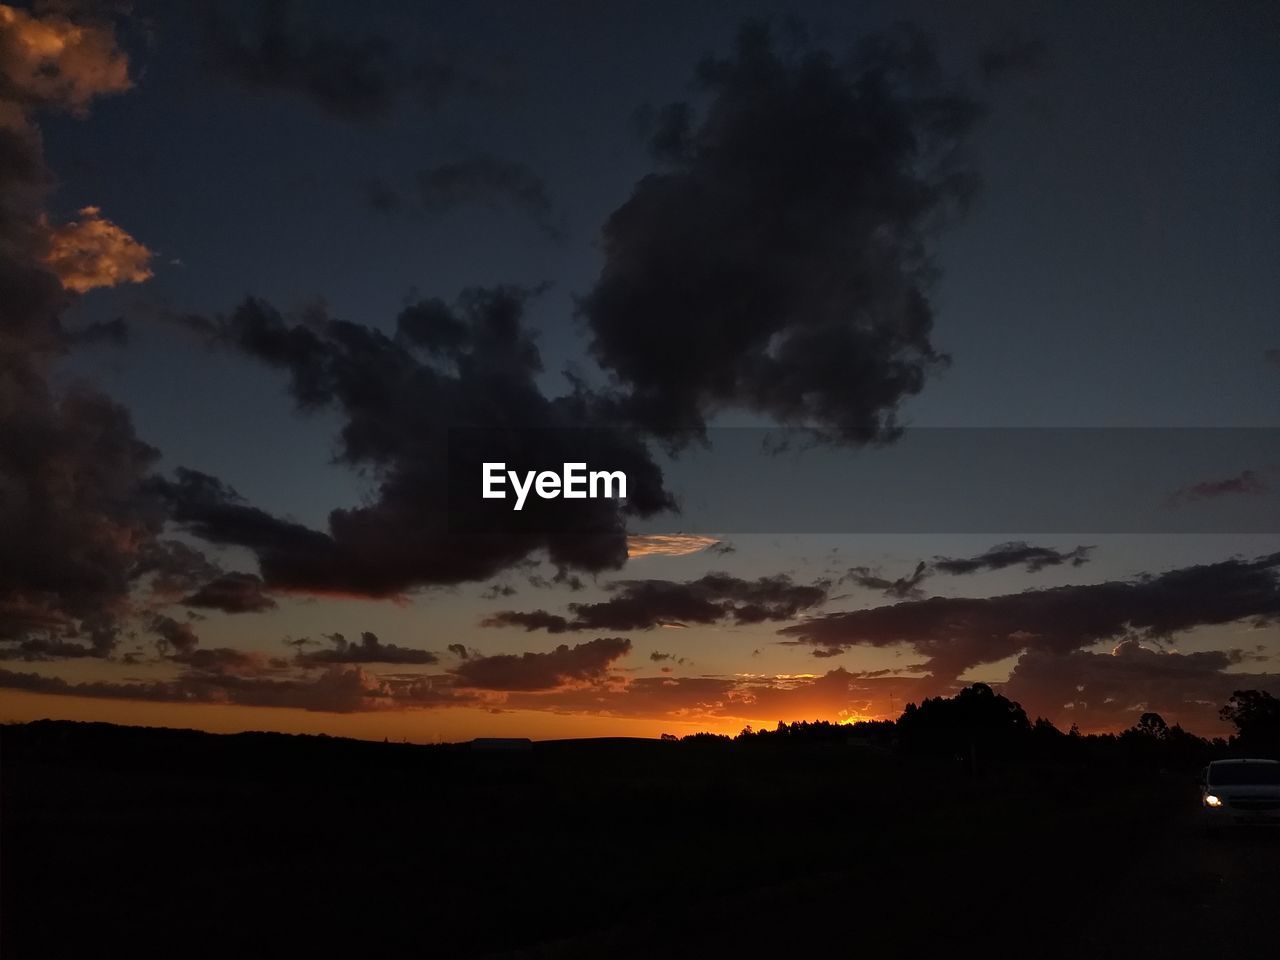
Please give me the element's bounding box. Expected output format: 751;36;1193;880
844;561;929;599
781;552;1280;681
1003;640;1280;733
482;573;829;632
296;631;439;666
1265;348;1280;369
1170;470;1268;504
931;541;1094;575
0;382;168;659
581;21;980;444
157;289;674;597
183;572;277;613
450;636;631;691
0;6;204;663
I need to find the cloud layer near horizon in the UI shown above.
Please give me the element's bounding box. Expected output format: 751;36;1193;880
782;552;1280;681
5;643;1276;735
482;573;830;632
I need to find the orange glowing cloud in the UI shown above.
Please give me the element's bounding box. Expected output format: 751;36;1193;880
42;206;153;293
626;534;723;558
0;4;131;112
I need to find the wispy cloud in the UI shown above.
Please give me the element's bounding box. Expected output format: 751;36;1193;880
626;534;723;558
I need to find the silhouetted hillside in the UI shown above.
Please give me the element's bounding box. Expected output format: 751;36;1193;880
5;686;1279;958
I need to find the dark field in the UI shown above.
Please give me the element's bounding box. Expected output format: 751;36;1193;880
2;721;1277;959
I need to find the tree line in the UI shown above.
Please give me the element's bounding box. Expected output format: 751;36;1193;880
668;685;1280;772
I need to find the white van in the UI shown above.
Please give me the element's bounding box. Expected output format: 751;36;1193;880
1199;759;1280;824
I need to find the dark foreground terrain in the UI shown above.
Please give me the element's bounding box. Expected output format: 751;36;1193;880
2;721;1277;959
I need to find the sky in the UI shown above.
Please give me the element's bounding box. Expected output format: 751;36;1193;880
2;0;1279;740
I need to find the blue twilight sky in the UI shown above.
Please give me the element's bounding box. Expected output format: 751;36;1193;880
8;0;1280;738
54;1;1279;527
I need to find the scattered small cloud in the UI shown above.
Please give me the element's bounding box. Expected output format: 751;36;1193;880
184;573;277;614
844;561;930;600
296;631;438;666
626;534;722;558
932;542;1094;575
41;206;152;293
483;573;830;632
451;636;631;691
1170;470;1268;506
0;3;132;111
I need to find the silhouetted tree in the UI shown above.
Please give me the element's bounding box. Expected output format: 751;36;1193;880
1117;712;1213;769
681;732;730;744
897;683;1031;771
731;718;899;748
1133;712;1168;740
1220;690;1280;755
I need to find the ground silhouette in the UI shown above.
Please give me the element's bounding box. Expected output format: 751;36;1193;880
3;686;1275;958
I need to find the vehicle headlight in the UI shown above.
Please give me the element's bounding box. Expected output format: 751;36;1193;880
1204;794;1223;808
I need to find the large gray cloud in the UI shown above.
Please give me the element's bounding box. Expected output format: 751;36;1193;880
155;289;676;597
580;22;980;445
